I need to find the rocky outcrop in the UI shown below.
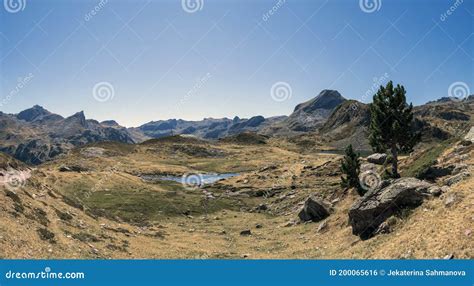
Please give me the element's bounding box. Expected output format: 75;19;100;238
348;178;439;239
444;171;470;186
1;106;136;164
465;127;474;143
298;196;330;222
367;153;387;165
284;90;346;132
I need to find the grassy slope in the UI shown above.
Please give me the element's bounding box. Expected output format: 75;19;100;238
0;138;472;259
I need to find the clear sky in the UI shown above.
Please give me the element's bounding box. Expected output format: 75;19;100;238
1;0;473;127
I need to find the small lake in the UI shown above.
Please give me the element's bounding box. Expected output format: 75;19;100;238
141;173;239;186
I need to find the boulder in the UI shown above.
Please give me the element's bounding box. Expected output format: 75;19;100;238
444;171;470;186
298;196;330;222
443;193;459;207
418;165;454;181
367;153;387;165
419;163;468;181
254;203;268;211
240;230;252;236
348;178;434;239
465;127;474;142
316;220;328;233
58;164;88;172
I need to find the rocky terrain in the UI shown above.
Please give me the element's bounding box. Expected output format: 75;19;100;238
0;92;473;259
0;105;134;164
2;90;472;165
0;124;472;259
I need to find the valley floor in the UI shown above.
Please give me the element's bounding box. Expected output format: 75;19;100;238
0;138;472;259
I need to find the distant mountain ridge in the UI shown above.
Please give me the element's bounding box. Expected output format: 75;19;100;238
1;90;473;164
0;107;135;164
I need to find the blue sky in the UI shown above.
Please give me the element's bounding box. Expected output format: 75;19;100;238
1;0;473;127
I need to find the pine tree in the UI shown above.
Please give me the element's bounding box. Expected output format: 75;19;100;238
340;144;363;195
369;81;420;178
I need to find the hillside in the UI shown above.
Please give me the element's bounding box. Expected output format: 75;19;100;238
0;106;134;165
3;92;472;165
0;127;472;258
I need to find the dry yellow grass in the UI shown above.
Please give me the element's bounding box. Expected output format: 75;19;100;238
0;140;472;259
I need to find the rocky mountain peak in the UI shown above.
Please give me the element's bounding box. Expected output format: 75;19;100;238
65;111;87;127
101;120;120;127
283;90;347;132
293;90;346;113
17;105;51;122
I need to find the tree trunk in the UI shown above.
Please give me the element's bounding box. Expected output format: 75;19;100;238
391;145;399;178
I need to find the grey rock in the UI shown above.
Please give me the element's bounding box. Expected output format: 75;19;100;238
282;220;297;227
444;171;470;186
443;193;458;207
428;186;443;197
418;165;453;181
452;164;468;175
298;196;330;222
367;153;387;165
464;127;474;142
240;230;252;236
349;178;434;239
443;253;454;260
254;204;268;211
316;220;328;233
58;165;88;172
374;221;391;234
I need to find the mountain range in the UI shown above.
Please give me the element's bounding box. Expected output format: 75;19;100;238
1;90;473;164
